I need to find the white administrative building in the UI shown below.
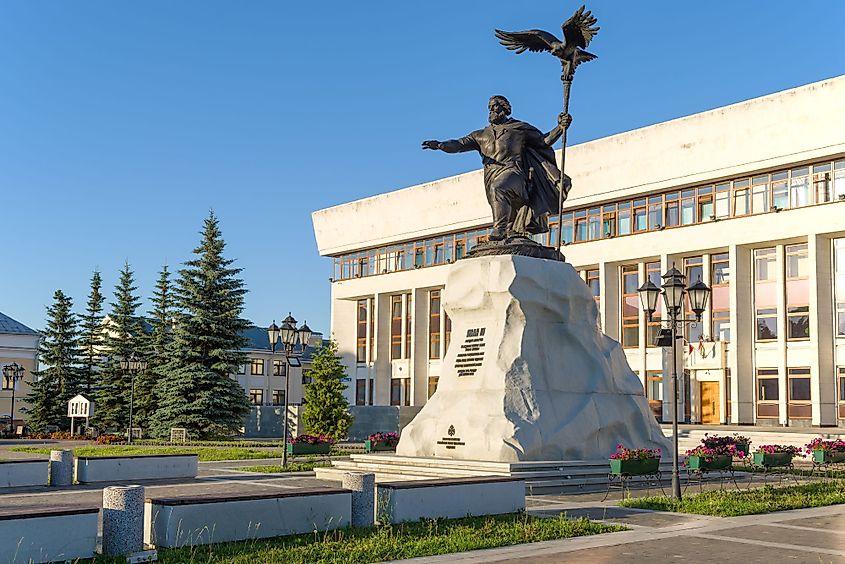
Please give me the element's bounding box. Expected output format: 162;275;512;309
311;75;845;428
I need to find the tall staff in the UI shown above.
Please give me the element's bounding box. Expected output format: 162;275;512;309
495;5;599;253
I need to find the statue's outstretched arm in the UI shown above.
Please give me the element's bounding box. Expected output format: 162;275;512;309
421;134;479;154
543;113;572;146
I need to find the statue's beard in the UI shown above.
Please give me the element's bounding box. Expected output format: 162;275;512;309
489;111;508;125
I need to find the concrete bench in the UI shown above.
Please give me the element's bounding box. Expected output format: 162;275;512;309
74;453;198;483
0;506;98;563
376;476;525;524
144;487;352;547
0;459;49;488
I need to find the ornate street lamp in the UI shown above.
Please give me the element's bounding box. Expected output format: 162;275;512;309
638;264;711;500
2;363;25;434
120;353;148;444
269;313;309;468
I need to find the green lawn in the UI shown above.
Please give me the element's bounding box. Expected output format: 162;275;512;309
88;514;623;563
237;462;331;473
620;480;845;516
9;445;296;462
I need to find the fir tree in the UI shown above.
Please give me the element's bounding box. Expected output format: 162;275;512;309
136;265;174;430
150;212;251;438
301;340;353;440
78;270;105;395
94;261;145;432
24;290;81;430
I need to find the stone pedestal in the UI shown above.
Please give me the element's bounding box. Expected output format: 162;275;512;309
102;485;144;556
342;472;375;528
49;450;73;486
397;255;670;462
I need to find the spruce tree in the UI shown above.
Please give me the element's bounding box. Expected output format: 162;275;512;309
78;270;105;395
301;340;353;439
24;290;81;430
137;265;174;430
94;262;145;432
150;212;251;438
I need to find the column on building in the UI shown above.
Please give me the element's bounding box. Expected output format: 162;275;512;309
729;244;754;424
809;234;836;425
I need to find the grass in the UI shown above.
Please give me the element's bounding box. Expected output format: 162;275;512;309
9;445;297;462
620;479;845;516
237;461;331;473
87;513;624;563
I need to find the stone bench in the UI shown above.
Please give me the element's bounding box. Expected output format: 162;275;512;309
376;476;525;524
74;453;198;483
0;459;49;488
0;506;98;563
144;487;352;547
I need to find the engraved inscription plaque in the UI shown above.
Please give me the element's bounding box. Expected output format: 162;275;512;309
436;424;466;450
455;327;486;377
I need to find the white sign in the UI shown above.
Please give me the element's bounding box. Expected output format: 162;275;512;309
67;394;93;418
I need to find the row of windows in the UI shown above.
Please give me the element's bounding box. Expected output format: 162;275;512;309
332;158;845;281
234;359;286;377
248;389;286;406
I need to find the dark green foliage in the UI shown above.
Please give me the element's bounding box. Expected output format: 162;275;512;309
94;262;145;432
301;340;353;440
135;265;174;430
150;212;251;439
24;290;81;430
78;270;105;395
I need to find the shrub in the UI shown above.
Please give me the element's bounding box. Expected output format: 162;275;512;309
289;434;333;445
368;431;400;444
701;433;751;454
96;434;126;445
685;444;735;463
756;444;804;457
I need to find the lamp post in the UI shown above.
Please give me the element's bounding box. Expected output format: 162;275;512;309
2;363;25;434
638;265;710;500
119;353;148;445
268;314;312;468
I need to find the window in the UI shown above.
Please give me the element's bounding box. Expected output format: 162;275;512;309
405;293;413;357
427;376;439;398
271;390;284;405
249;389;264;405
355;379;366;406
714;183;731;218
587;207;601;240
814;163;832;203
771;171;788;209
684;257;704;343
633;199;647;232
786;244;810;340
647;196;663;230
602;205;617;237
788;367;811;419
681;190;696;224
790;167;811;208
273;359;285;377
429;290;442;359
586;269;600;305
617;203;631;235
391;379;402;406
754;248;778;341
697;186;714;221
390;295;403;360
622;265;640;348
751;174;769;214
560;212;574;244
250;359;265;376
733;179;750;216
646;371;663;401
356;299;368;363
838;367;845;419
711;253;730;342
236;363;246;375
575;210;587;241
756;368;779;419
835;160;845;200
646;262;662;346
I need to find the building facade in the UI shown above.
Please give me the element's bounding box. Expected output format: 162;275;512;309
0;312;40;430
312;76;845;428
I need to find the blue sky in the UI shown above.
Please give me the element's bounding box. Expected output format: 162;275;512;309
2;1;843;335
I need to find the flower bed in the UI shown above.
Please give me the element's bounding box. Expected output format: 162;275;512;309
365;431;399;452
609;444;660;475
287;434;333;455
685;445;733;471
753;444;803;468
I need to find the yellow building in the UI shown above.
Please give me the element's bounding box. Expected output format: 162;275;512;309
0;312;40;430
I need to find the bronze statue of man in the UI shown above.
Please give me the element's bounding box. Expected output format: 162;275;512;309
422;95;571;242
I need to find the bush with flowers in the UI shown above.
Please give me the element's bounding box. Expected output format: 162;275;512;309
289;434;334;445
805;437;845;454
686;444;736;462
610;444;661;461
367;431;399;445
755;444;804;456
701;433;751;456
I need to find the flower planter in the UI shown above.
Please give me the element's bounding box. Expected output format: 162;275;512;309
753;451;794;467
365;439;397;452
734;442;750;457
287;442;331;455
609;457;660;476
687;454;732;471
812;449;845;464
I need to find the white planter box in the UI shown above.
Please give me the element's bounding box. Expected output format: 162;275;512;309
376;477;525;524
0;507;98;563
0;459;48;488
75;454;198;483
145;487;352;547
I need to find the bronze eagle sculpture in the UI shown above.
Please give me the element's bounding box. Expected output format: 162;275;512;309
495;5;599;72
